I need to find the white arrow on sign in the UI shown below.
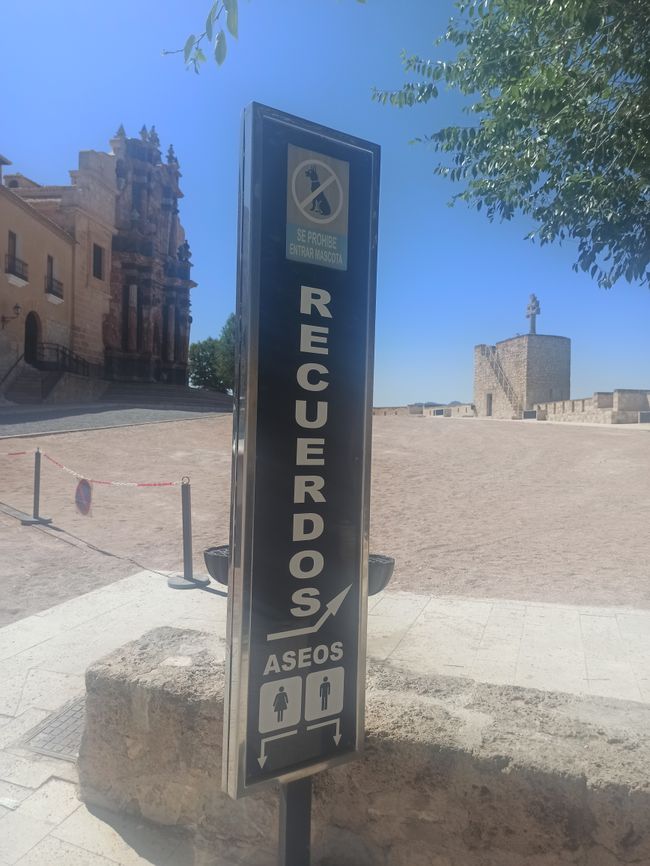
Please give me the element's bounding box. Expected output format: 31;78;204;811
266;585;352;642
258;729;298;769
306;717;341;746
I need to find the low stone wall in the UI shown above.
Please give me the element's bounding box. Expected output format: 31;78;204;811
536;390;650;424
78;628;650;866
45;372;109;403
424;404;475;418
373;406;410;416
535;397;615;423
614;389;650;412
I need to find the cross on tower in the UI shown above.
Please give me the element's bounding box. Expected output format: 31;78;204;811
526;294;541;334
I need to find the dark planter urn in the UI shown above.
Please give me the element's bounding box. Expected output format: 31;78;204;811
203;546;395;596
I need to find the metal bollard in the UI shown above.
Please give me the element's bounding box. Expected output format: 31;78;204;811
20;448;52;526
181;477;193;581
168;477;209;589
33;447;41;520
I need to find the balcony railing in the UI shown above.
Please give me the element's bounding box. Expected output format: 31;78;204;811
34;343;105;379
44;275;64;299
5;254;29;282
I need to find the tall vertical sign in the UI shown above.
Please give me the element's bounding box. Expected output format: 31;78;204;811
223;103;380;799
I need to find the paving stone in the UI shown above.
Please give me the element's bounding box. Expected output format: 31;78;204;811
0;670;28;717
370;593;429;622
0;406;225;439
0;810;52;864
15;670;84;716
14;836;119;866
18;778;81;825
365;616;411;661
0;780;35;810
0;618;63;664
0;752;60;790
419;597;493;625
52;805;189;866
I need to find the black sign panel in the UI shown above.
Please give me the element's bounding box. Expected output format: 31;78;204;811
223;103;380;799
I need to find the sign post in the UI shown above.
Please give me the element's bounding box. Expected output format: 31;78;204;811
223;103;380;859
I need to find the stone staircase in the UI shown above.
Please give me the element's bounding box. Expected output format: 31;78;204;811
480;345;522;417
3;363;60;404
100;381;232;411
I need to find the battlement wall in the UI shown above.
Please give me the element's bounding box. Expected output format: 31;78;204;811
536;390;650;423
423;403;475;418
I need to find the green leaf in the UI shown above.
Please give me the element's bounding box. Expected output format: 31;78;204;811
215;29;227;65
183;34;196;64
226;1;238;38
206;9;214;42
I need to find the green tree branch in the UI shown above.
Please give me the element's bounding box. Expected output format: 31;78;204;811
374;0;650;288
165;0;366;73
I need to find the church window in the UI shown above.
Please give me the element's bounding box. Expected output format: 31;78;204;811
93;243;104;280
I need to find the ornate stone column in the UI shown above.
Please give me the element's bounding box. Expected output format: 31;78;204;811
166;303;176;362
127;284;138;353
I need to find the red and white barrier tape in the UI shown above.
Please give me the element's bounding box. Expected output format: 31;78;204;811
0;451;29;457
41;453;180;488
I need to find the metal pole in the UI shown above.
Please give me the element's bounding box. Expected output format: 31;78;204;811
33;448;41;520
181;477;193;581
279;777;312;866
167;477;209;589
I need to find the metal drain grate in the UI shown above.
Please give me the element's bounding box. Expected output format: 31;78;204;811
22;696;86;762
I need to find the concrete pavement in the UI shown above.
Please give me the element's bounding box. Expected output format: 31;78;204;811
1;572;649;864
0;404;227;439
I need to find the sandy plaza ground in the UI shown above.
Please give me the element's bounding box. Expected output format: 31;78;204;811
1;414;649;627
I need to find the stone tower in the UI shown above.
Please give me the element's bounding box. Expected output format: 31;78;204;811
474;298;570;418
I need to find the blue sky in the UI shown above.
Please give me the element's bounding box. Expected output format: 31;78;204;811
2;0;648;405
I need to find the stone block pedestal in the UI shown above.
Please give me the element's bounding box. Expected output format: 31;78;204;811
79;627;650;866
78;627;277;865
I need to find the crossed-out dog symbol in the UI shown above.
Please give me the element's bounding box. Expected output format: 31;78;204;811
304;165;332;217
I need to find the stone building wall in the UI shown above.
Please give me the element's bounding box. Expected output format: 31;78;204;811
474;338;527;418
0;185;74;374
66;152;117;365
524;335;571;407
6;153;117;366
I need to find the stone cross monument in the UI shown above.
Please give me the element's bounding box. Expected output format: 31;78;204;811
526;293;541;334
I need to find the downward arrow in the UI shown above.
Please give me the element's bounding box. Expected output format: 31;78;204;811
306;717;341;745
257;729;298;768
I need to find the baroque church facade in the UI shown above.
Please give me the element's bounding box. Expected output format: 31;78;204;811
0;126;195;390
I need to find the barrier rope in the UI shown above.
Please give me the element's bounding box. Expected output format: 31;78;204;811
41;453;180;487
